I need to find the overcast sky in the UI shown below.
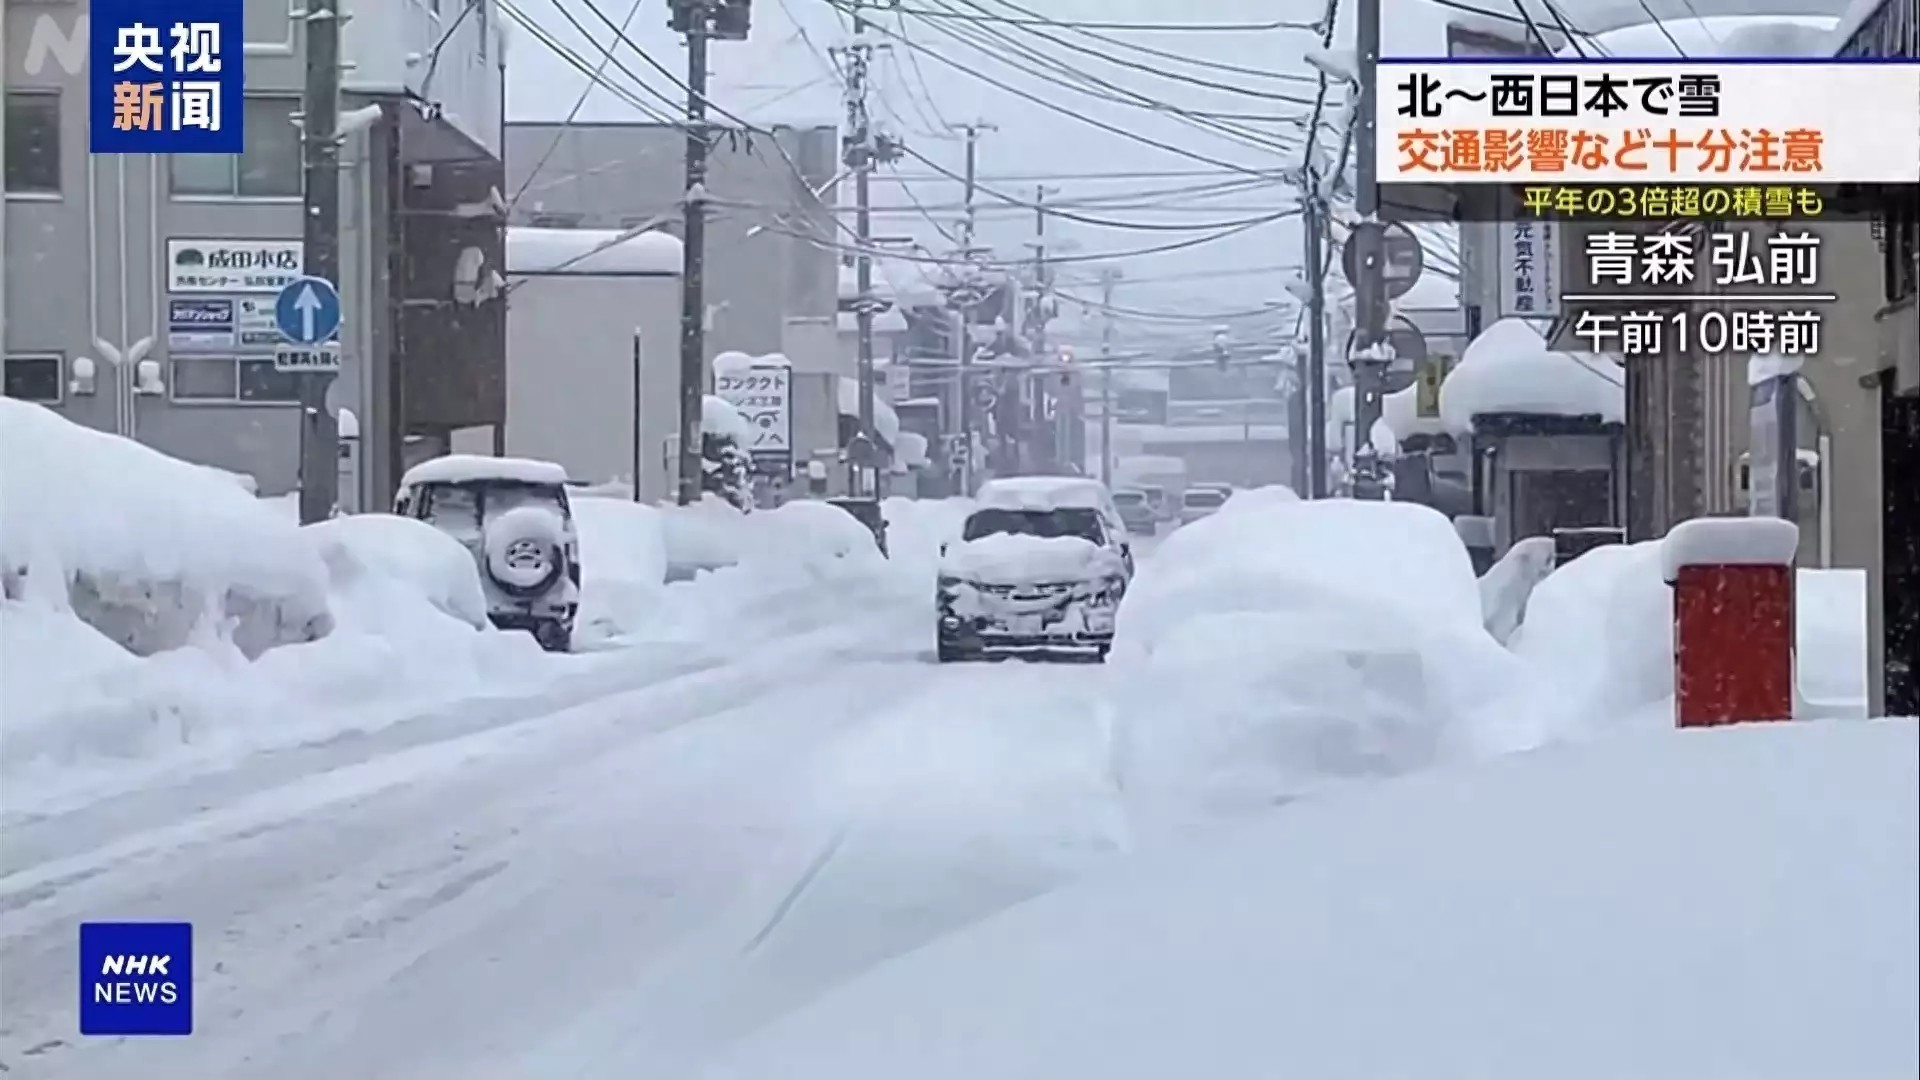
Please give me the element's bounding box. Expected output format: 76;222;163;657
498;0;1842;347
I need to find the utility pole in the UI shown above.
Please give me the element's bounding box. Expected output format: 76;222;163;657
1305;192;1329;499
1031;185;1062;471
947;121;993;492
837;2;899;498
667;0;750;504
674;2;711;506
1347;0;1391;500
297;0;342;525
1099;266;1119;487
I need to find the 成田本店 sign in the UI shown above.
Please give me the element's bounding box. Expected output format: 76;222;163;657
167;239;302;293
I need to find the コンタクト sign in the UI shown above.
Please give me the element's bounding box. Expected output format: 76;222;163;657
89;0;244;155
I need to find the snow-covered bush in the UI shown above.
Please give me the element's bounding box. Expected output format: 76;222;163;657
1477;535;1556;645
702;395;754;512
0;399;332;658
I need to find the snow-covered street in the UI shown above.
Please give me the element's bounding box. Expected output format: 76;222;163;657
1;577;1128;1078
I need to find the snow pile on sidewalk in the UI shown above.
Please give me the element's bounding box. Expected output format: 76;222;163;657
569;493;670;645
0;398;331;658
1111;497;1541;836
1511;540;1875;732
697;720;1919;1080
883;496;975;571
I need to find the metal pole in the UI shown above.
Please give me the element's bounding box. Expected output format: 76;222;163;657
297;0;342;525
1348;0;1390;500
851;7;879;498
676;3;711;506
1305;196;1329;499
1100;266;1117;487
955;308;973;494
632;329;644;501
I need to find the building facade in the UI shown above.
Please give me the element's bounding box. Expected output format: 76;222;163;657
502;121;841;364
3;0;506;508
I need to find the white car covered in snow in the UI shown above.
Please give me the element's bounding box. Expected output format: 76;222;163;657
936;477;1134;662
394;455;581;652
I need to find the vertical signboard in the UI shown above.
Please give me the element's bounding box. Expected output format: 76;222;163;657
1498;212;1562;319
1444;23;1553;331
715;361;793;473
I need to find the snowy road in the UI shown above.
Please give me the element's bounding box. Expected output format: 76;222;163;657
0;597;1128;1079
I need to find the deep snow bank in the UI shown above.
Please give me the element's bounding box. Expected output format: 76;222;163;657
1513;541;1875;731
0;399;331;657
697;720;1920;1080
1112;498;1542;835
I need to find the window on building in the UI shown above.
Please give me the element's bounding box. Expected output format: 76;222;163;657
3;355;63;403
4;91;61;194
244;0;293;44
529;212;584;228
169;97;301;197
170;356;301;402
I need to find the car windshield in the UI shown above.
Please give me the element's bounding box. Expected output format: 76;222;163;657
1112;492;1146;507
420;482;566;544
963;507;1104;543
1184;490;1226;508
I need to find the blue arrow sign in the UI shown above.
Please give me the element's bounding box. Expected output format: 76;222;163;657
273;276;341;346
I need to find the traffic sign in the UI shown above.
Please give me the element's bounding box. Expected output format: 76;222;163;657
274;276;341;346
274;342;341;374
1340;221;1424;300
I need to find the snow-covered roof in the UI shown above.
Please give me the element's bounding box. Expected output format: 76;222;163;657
975;476;1112;511
702;394;753;444
1381;381;1450;443
1437;318;1625;436
893;430;930;469
837;376;902;446
505;227;682;275
1552;14;1839;58
400;454;570;488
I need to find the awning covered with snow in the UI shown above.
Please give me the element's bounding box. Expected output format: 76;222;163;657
506;227;682;276
1437;318;1624;437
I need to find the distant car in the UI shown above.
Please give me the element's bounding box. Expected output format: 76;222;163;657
1179;486;1229;525
1111;488;1159;535
936;476;1134;662
394;455;581;653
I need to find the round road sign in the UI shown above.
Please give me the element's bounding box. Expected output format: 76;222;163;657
1340;221;1424;300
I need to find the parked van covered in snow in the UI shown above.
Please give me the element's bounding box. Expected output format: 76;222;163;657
395;455;581;652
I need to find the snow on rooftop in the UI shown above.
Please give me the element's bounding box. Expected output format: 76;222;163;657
1661;516;1800;582
697;720;1920;1080
1553;14;1838;59
400;454;570;489
505;227;682;276
838;308;910;334
1438;317;1624;435
837;377;902;446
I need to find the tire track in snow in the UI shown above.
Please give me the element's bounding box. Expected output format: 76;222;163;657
521;657;1131;1078
0;619;936;1080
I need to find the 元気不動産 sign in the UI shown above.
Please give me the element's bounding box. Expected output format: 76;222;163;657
89;0;245;155
1372;60;1920;186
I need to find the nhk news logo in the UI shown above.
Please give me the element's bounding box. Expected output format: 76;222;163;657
88;0;244;156
79;922;194;1036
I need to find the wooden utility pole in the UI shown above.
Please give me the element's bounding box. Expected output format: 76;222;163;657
297;0;342;524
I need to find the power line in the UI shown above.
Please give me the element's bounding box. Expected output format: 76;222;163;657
1631;0;1693;55
909;0;1310;150
840;4;1321;31
964;0;1319;105
497;0;680;122
507;0;648;213
819;0;1288;178
902;145;1296;231
749;206;1299;269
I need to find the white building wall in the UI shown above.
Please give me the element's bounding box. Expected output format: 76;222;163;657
504;274;681;497
342;0;504;155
